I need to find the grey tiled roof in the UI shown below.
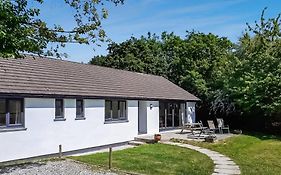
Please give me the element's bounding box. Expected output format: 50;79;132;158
0;55;199;101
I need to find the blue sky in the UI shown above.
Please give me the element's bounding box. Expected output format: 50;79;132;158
35;0;281;63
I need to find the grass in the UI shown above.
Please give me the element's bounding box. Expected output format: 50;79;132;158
71;143;214;175
172;133;281;175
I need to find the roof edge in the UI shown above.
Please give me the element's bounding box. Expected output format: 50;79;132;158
0;93;199;102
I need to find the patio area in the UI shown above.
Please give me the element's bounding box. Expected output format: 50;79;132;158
136;129;234;142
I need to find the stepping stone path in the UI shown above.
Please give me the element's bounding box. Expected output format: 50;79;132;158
163;141;241;175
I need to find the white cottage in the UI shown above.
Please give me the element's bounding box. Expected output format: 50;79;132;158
0;55;199;163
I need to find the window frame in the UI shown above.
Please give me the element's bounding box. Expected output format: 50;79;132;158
54;99;65;121
118;101;127;120
105;100;112;120
0;98;25;130
75;99;85;120
105;100;128;123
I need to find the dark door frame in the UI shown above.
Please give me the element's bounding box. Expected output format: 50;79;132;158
159;101;185;130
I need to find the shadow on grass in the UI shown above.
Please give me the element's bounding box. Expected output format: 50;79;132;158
241;131;281;141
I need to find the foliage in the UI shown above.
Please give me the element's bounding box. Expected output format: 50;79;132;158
71;143;214;175
163;32;233;102
0;0;124;58
172;133;281;175
223;9;281;117
91;33;168;77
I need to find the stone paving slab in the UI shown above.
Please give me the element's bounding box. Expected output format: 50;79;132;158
214;168;241;174
215;165;240;170
163;141;241;175
214;160;236;165
211;157;232;161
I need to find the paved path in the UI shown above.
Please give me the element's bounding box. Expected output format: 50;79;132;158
163;141;241;175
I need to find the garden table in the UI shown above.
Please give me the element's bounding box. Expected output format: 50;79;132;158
180;122;208;138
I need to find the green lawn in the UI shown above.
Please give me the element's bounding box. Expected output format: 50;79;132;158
71;143;213;175
172;133;281;175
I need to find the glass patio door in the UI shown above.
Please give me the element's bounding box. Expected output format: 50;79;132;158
159;102;183;129
167;103;173;127
174;103;180;127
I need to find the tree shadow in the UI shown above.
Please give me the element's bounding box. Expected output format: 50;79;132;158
243;131;281;141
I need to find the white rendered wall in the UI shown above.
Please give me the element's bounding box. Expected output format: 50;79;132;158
146;101;159;134
186;102;196;123
0;98;139;163
180;103;186;125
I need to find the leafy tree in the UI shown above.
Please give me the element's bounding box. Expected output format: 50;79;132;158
91;33;168;77
160;32;234;121
223;9;281;118
0;0;124;58
162;31;233;102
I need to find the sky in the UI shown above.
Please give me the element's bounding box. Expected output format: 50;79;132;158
34;0;281;63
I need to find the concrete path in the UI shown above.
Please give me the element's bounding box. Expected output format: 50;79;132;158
163;141;241;175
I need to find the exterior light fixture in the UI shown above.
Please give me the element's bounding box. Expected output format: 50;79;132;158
150;104;153;110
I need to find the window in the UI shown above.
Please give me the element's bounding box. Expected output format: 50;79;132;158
105;100;127;122
119;101;126;119
0;99;24;128
55;99;64;120
76;99;85;119
105;100;112;120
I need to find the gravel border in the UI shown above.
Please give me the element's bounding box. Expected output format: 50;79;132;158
0;159;118;175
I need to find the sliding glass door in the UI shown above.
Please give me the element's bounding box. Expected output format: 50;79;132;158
174;103;180;127
159;101;184;129
167;103;173;127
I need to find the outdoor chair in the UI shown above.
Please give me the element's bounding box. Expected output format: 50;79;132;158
207;120;220;133
216;118;230;134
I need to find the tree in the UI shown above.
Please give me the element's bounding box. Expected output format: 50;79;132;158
91;33;168;77
223;9;281;118
162;31;233;102
0;0;124;58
